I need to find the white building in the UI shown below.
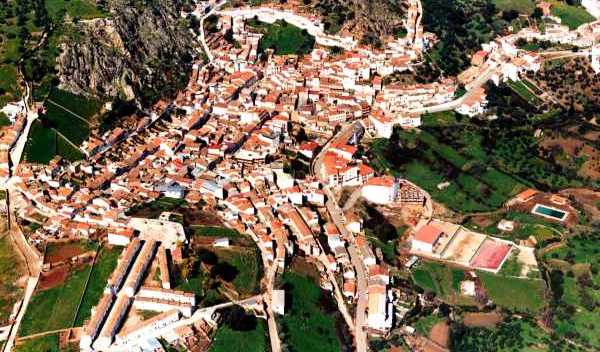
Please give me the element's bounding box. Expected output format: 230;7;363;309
411;224;443;253
592;45;600;74
366;286;394;333
115;309;181;346
455;87;487;117
272;289;285;315
108;227;135;246
129;218;187;250
583;0;600;19
361;176;399;205
369;111;394;138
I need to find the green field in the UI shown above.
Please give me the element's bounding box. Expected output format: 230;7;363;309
45;0;108;21
23;120;83;164
0;235;25;325
507;80;542;106
74;246;122;326
126;197;188;218
279;271;341;352
43;103;90;145
370;128;525;213
413;261;546;312
14;334;65;352
479;272;546;313
414;314;444;336
548;0;595;29
452;318;551;351
47;87;103;120
412;262;477;306
209;319;268;352
23;87;100;162
216;248;262;296
0;65;20;108
20;265;91;336
253;20;315;56
492;0;536;14
466;211;563;244
543;234;600;349
421;111;466;127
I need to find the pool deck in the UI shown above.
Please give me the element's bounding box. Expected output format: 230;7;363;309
508;192;578;226
531;203;569;222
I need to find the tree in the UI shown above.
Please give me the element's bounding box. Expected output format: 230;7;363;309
531;7;544;19
502;9;519;22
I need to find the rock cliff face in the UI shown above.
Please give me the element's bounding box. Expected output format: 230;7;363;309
313;0;407;41
57;0;196;105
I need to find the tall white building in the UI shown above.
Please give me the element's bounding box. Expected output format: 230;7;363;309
592;45;600;74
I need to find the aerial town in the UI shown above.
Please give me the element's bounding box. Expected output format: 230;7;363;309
0;0;599;351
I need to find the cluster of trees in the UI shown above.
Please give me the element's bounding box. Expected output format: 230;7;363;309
451;318;559;351
546;233;600;350
421;0;507;75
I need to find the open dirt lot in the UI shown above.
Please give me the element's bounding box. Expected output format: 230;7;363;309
44;241;91;264
560;188;600;224
463;312;503;328
38;266;69;290
429;321;450;348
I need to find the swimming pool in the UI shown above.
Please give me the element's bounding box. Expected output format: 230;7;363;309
532;204;568;222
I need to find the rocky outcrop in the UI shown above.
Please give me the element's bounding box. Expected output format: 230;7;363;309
313;0;407;42
57;0;196;105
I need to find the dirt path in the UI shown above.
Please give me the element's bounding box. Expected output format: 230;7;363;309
16;328;69;342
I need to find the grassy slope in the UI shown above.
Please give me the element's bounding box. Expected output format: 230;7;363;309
412;261;546;312
217;248;261;296
209;320;268;352
45;0;108;21
0;235;25;325
370;128;525;213
14;334;61;352
74;246;122;326
20;265;91;336
543;235;600;348
257;21;315;55
548;0;595;29
279;271;341;352
492;0;536;14
479;272;546;313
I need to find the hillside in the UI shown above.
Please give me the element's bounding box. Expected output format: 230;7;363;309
57;0;196;105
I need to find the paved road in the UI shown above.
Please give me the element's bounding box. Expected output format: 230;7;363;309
217;7;356;49
2;80;43;352
198;1;227;63
406;63;499;115
261;252;281;352
2;277;38;352
325;195;368;352
9;82;37;172
311;122;368;352
108;295;263;352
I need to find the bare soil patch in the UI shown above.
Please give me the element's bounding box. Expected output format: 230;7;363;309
541;137;600;180
38;266;69;290
44;241;90;264
560;188;600;224
289;257;321;283
469;215;495;228
463;312;503;328
429;321;450;347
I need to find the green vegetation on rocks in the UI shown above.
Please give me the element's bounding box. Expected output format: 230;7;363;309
251;20;315;56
